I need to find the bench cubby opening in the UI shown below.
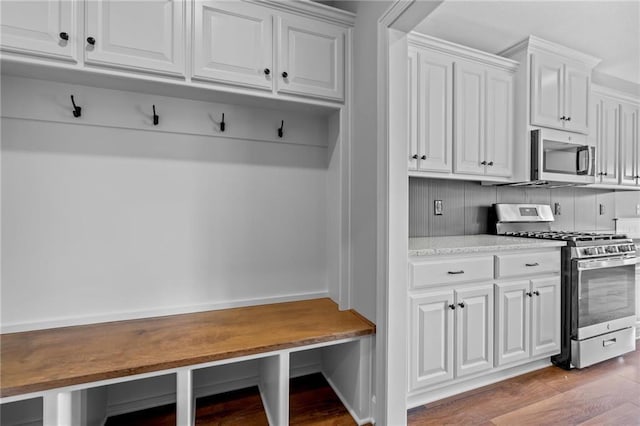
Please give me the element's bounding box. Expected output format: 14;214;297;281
0;397;43;426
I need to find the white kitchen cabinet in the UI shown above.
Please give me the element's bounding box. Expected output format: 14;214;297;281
193;1;345;101
619;102;640;186
192;0;273;90
276;14;345;101
84;0;185;77
454;62;513;177
455;285;494;378
531;51;590;134
410;47;453;173
0;0;77;62
409;284;493;391
595;96;620;184
531;277;561;357
408;33;516;180
495;277;560;366
410;290;455;390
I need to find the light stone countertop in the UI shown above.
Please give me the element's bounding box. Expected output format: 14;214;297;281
409;234;566;256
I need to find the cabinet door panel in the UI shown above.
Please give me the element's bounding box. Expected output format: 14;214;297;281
531;277;561;357
564;65;590;134
408;48;419;170
531;53;564;130
0;0;77;61
410;291;454;391
417;51;453;172
85;0;185;76
277;14;345;101
454;61;485;175
495;281;530;366
599;98;620;184
620;102;639;186
485;69;514;177
193;1;272;89
455;285;493;377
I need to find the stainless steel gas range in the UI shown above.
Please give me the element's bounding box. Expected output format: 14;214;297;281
493;203;637;369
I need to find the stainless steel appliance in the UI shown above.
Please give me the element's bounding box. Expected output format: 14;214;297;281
494;203;636;369
529;129;596;186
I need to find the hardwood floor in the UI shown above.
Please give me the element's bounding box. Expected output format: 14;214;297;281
408;347;640;425
105;373;357;426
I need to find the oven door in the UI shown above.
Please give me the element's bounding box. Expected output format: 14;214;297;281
573;256;637;340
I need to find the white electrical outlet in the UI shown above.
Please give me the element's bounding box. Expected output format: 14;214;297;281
636;204;640;215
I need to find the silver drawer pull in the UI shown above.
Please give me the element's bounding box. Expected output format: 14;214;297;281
603;338;617;347
525;262;539;267
447;270;465;275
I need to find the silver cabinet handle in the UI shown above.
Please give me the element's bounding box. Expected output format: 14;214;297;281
603;338;617;347
447;270;464;275
525;262;539;267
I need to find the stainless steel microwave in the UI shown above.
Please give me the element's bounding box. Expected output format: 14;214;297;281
531;129;596;185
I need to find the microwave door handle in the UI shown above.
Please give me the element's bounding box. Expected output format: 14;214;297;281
576;146;589;175
588;146;595;176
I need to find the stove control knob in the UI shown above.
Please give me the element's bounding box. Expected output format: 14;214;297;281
583;247;596;256
605;246;618;253
597;247;606;254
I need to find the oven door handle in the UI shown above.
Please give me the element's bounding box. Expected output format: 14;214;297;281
577;256;637;271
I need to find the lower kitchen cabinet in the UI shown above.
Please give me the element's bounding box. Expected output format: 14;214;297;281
495;277;560;366
409;284;493;391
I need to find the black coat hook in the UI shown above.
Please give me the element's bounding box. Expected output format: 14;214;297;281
70;95;81;118
220;113;225;132
278;120;284;138
152;105;159;125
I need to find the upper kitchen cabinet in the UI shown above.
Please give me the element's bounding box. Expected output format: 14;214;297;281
0;0;77;62
619;101;640;187
85;0;186;77
408;33;517;181
192;1;347;102
501;36;601;135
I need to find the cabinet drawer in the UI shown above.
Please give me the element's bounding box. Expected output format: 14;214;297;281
495;251;560;278
410;256;494;289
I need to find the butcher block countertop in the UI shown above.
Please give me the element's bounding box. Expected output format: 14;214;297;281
409;234;565;256
0;298;375;398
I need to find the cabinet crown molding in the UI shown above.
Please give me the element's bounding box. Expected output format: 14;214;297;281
592;84;640;105
251;0;355;26
499;35;601;69
408;32;519;72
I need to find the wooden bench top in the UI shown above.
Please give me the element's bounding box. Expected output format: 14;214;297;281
0;298;375;398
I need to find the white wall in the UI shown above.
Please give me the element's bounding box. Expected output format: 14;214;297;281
1;77;331;331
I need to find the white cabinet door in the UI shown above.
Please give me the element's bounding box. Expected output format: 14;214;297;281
531;277;561;357
455;285;493;378
619;102;639;186
276;14;345;101
408;47;419;170
531;53;564;130
495;281;530;366
454;61;485;175
599;98;620;184
192;0;273;90
564;64;590;133
85;0;185;76
485;68;514;177
410;290;455;390
0;0;77;62
417;51;453;173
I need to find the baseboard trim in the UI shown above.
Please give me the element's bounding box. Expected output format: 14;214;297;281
1;291;330;333
407;358;551;409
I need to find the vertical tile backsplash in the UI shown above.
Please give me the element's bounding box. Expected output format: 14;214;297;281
408;178;634;237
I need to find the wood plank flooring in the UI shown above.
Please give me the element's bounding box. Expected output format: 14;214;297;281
408;347;640;425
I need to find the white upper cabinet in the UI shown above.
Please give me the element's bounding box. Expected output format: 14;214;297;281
276;14;345;101
415;49;453;173
597;97;620;185
454;61;514;177
192;1;346;101
619;101;640;186
0;0;77;62
531;52;590;134
85;0;185;76
408;33;516;181
192;0;272;89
